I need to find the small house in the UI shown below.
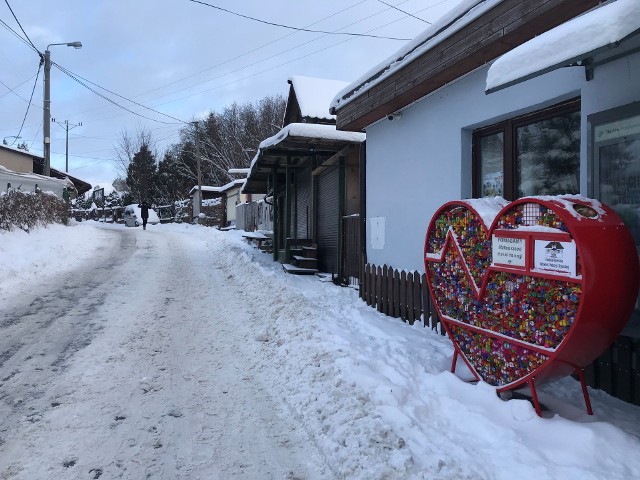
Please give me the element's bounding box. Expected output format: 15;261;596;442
331;0;640;404
244;76;365;279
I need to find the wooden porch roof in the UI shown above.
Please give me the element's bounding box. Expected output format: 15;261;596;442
243;123;364;194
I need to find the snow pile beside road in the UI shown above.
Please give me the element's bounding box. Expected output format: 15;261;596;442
0;221;114;299
192;227;640;480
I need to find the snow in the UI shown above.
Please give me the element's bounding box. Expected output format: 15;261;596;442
331;0;502;112
1;221;640;479
258;123;366;152
486;0;640;92
189;179;245;195
90;182;116;196
461;196;510;227
288;76;350;121
0;165;68;197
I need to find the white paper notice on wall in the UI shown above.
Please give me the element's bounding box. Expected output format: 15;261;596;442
534;239;577;276
370;217;386;250
492;235;526;267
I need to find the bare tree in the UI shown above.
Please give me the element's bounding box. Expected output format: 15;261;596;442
195;94;285;186
113;127;155;178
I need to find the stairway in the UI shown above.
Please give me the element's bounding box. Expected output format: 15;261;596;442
283;239;318;275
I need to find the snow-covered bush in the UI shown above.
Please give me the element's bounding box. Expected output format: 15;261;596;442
0;190;69;232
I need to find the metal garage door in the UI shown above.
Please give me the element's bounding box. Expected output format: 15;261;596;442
296;167;312;239
316;166;339;274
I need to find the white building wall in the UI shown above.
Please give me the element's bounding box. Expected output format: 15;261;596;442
364;54;640;272
226;188;239;224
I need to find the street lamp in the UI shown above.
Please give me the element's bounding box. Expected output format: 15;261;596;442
2;135;21;146
43;41;82;176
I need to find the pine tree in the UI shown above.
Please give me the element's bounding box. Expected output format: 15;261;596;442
126;144;158;203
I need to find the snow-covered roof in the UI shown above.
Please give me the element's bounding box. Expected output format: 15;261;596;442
0;143;37;158
228;168;250;175
249;123;366;171
288;76;350;121
331;0;503;112
189;178;246;196
259;123;365;151
0;164;67;186
486;0;640;93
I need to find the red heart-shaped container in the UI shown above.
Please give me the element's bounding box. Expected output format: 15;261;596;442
424;196;639;393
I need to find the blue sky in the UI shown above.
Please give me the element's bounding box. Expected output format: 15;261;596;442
0;0;461;186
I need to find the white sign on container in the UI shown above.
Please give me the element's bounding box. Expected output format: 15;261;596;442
492;235;526;267
534;239;577;276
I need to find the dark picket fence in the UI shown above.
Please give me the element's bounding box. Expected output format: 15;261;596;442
358;261;640;406
359;262;445;333
342;216;361;285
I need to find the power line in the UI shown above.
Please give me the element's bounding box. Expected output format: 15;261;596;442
0;17;38;53
52;62;186;126
0;75;40;105
376;0;431;24
11;60;42;145
80;0;423;123
3;0;40;52
60;0;413;125
187;0;411;41
72;0;372;123
149;1;441;109
53;62;187;124
129;0;370;101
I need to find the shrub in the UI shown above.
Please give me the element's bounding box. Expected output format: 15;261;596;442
0;190;69;232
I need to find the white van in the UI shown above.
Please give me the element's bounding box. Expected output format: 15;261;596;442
123;204;160;227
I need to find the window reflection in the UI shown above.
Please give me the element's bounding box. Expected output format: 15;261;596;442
479;132;504;197
516;111;580;197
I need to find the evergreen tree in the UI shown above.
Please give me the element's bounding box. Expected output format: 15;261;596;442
156;148;196;205
126;144;158;202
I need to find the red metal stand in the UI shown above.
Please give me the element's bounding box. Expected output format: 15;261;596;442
528;379;542;417
575;368;594;415
451;350;458;373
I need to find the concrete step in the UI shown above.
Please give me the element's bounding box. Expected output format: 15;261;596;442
292;255;317;269
282;263;318;275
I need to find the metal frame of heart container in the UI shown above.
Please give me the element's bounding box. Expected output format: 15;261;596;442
424;196;639;416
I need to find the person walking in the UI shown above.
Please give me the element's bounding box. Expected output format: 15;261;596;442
138;200;151;230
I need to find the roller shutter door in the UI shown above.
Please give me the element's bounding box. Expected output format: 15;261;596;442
296;167;312;239
316;166;339;274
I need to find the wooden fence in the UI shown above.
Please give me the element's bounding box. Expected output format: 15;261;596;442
359;262;640;406
582;336;640;405
360;262;445;333
342;215;361;284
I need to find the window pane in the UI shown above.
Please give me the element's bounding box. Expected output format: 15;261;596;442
516;111;580;197
597;120;640;333
599;138;640;242
478;132;504;197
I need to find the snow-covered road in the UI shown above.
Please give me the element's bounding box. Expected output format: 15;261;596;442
1;222;640;480
0;227;330;479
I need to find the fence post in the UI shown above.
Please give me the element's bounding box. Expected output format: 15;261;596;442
413;272;422;325
382;265;389;315
387;266;394;318
364;263;371;306
393;269;400;318
407;272;415;325
376;265;383;313
422;273;430;328
400;271;407;322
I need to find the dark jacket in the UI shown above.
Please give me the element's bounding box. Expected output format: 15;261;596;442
138;202;151;219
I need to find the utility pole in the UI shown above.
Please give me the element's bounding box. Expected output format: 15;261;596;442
43;49;51;176
52;119;82;172
42;41;82;177
194;121;202;219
